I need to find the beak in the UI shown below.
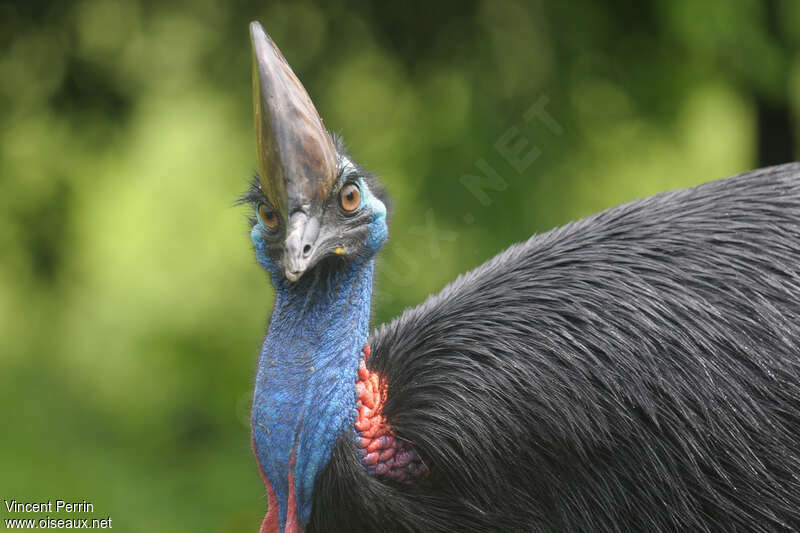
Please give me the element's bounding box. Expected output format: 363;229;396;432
250;21;337;221
283;211;321;281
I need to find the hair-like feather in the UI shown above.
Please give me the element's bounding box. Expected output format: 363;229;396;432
309;163;800;532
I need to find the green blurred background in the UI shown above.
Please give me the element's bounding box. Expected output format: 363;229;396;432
2;0;799;531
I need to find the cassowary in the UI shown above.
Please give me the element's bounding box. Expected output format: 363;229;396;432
243;22;800;533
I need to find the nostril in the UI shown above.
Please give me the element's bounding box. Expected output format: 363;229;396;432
303;244;311;255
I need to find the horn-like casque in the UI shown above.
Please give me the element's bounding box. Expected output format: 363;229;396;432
250;21;337;217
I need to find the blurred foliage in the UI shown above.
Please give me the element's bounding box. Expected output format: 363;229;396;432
1;0;798;531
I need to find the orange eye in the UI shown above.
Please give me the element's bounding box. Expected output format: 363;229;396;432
339;183;361;212
258;204;279;230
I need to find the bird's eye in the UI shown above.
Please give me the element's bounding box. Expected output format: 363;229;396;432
339;183;361;213
258;204;279;230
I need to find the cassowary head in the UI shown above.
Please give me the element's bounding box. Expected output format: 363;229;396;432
245;22;388;282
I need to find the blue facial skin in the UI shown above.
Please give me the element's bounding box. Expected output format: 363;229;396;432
250;176;387;530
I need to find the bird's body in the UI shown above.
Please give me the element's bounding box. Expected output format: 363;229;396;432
310;163;800;532
243;22;800;533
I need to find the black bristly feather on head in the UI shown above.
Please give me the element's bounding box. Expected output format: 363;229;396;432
237;175;263;229
333;134;392;219
238;175;265;208
307;163;800;533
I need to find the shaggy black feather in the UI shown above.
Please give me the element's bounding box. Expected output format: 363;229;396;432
309;163;800;533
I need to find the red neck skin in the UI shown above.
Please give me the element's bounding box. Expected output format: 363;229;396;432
355;345;429;482
253;440;301;533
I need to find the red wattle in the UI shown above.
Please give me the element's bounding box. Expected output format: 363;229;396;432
285;453;301;533
253;436;304;533
253;431;280;533
259;480;279;533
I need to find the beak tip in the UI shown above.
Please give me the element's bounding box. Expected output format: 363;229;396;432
285;269;303;283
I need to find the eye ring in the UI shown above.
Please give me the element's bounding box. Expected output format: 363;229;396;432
339;182;361;213
258;203;279;230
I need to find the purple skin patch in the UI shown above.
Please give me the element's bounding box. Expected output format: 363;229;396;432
355;346;429;483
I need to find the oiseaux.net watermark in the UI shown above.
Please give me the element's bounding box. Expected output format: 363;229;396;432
2;499;112;529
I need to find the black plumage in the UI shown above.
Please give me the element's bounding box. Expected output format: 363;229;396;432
309;163;800;532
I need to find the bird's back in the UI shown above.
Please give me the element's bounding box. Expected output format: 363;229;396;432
311;163;800;532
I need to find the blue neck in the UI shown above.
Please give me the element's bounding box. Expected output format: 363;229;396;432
252;258;374;529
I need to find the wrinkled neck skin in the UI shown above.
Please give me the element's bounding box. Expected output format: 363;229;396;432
252;255;375;530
